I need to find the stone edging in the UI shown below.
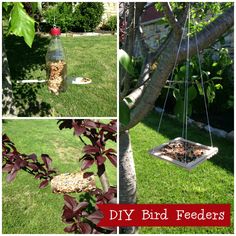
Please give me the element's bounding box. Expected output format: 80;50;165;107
37;32;116;38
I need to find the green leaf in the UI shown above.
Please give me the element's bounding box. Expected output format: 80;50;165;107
202;70;210;78
37;2;43;14
211;76;223;80
215;84;223;90
191;75;199;79
8;3;35;48
188;86;197;102
195;80;204;96
206;84;215;103
212;62;218;67
31;3;38;13
174;100;192;121
174;100;184;121
156;19;168;25
120;101;130;126
172;88;181;99
3;2;12;12
180;66;186;73
118;49;136;76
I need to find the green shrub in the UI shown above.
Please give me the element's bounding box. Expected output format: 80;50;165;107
73;3;104;32
101;16;117;31
43;3;104;33
43;3;74;32
156;46;233;120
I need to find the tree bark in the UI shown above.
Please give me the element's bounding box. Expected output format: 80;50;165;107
120;3;146;99
2;40;17;116
98;164;110;193
99;171;110;193
119;131;137;234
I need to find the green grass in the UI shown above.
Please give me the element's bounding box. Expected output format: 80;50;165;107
130;111;234;234
2;119;117;234
5;34;117;117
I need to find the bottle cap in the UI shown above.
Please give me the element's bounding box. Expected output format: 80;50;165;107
50;27;61;36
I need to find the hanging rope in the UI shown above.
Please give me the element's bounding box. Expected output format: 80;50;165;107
193;24;214;147
157;13;189;133
157;3;213;151
182;4;191;162
182;4;190;142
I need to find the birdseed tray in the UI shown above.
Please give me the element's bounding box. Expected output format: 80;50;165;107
51;172;96;193
149;137;218;170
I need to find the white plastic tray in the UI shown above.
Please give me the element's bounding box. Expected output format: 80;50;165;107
149;137;218;170
71;77;92;84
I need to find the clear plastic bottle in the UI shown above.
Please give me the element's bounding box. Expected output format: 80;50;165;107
45;27;67;95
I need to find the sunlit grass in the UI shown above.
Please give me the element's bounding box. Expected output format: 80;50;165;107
130;111;234;234
5;35;117;117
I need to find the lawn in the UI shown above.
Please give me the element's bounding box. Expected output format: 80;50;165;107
2;119;117;234
130;111;234;234
4;34;117;117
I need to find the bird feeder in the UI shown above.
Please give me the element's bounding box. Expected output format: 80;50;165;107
45;27;67;95
149;137;218;170
51;172;96;194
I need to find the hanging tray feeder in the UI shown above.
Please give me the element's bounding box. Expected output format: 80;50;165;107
51;172;96;193
149;137;218;170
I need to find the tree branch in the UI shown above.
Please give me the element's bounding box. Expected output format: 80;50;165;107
161;2;182;37
179;6;234;60
120;3;147;99
122;6;234;132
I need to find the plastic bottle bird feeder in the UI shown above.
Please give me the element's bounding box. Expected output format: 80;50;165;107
51;172;96;194
46;27;67;95
149;137;218;170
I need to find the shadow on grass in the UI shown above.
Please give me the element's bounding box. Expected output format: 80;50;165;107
141;111;234;174
4;34;51;116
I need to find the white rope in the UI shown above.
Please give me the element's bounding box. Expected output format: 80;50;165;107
157;13;188;132
157;3;214;165
182;4;190;141
182;4;191;163
194;24;214;147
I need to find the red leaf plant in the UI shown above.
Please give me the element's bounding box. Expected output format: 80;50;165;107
62;187;117;234
2;134;56;188
58;119;117;233
58;119;117;176
2;119;117;234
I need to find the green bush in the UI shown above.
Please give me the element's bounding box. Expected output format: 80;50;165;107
101;16;117;31
43;3;74;32
156;46;233;127
72;3;104;32
42;3;104;33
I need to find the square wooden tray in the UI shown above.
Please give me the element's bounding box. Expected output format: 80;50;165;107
149;137;218;170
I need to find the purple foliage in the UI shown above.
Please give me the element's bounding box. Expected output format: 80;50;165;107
62;187;117;234
58;119;117;173
2;134;56;188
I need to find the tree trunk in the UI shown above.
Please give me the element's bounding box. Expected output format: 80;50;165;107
119;131;137;234
99;171;110;193
98;164;110;193
2;40;17;116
